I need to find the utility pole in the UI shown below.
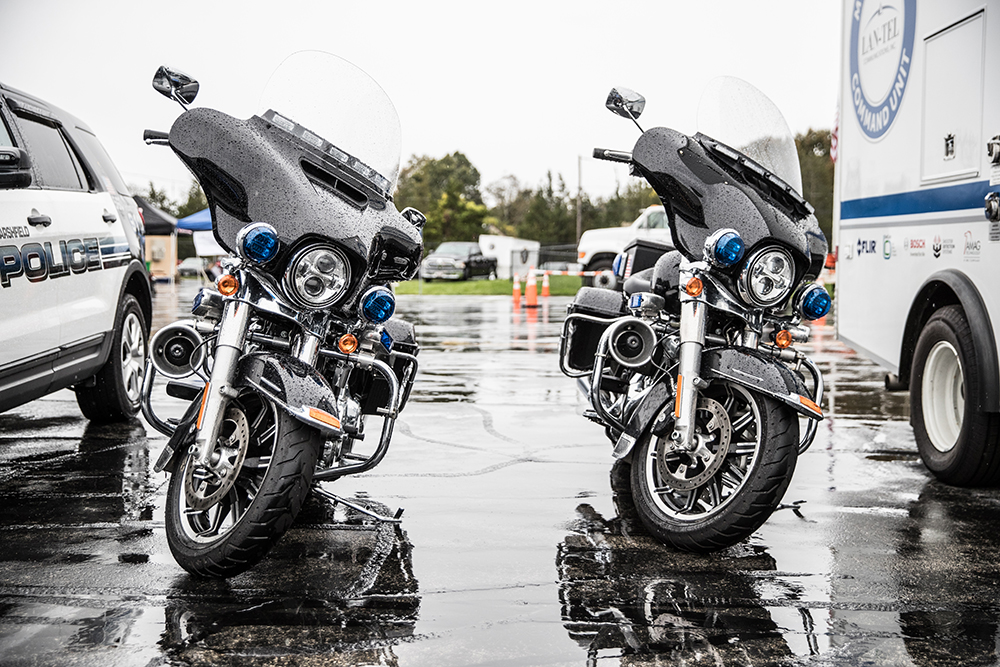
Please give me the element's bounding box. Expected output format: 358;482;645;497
576;155;582;244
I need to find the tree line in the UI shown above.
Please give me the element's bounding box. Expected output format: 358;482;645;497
142;128;833;254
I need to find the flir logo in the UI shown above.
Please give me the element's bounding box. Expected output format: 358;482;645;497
857;238;878;255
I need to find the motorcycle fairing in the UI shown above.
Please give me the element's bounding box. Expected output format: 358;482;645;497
631;127;827;280
168;109;422;290
236;352;343;437
612;347;819;459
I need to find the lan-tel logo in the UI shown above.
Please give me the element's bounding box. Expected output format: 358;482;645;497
849;0;916;140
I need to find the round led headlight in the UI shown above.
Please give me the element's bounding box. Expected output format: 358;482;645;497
360;286;396;324
283;244;350;309
795;283;832;320
704;228;745;267
237;222;280;264
738;246;795;308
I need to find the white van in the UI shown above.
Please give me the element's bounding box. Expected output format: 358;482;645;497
834;0;1000;485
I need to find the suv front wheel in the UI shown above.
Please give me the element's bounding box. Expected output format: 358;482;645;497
76;293;148;423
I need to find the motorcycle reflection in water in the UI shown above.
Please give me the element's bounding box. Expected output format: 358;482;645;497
161;495;419;664
557;463;796;665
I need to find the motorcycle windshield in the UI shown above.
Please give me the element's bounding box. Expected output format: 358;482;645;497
696;77;802;194
256;51;401;195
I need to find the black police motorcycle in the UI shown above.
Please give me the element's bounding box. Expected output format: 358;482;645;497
560;77;830;552
141;52;424;577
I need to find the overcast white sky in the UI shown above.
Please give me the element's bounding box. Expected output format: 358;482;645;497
1;0;842;206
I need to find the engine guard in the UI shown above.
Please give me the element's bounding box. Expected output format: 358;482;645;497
613;347;822;459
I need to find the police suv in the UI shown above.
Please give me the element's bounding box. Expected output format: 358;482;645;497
0;83;151;421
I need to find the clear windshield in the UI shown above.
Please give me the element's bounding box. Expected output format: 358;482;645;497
696;77;802;194
256;51;401;193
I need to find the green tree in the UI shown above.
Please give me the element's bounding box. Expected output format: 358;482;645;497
422;189;495;251
486;175;533;236
142;181;179;217
796;129;834;241
395;152;483;216
517;172;576;245
176;181;208;219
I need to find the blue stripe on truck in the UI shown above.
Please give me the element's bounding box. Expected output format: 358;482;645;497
841;180;994;219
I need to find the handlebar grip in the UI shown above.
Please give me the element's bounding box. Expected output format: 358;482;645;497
143;129;169;145
593;148;633;163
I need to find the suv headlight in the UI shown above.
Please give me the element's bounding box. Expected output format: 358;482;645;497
738;246;795;308
283;244;350;308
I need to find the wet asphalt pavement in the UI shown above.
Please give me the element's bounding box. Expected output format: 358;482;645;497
3;281;1000;666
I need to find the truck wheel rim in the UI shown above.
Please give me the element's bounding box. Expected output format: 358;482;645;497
922;340;964;453
120;312;145;403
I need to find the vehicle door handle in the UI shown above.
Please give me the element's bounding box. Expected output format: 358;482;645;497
27;209;51;227
102;210;117;223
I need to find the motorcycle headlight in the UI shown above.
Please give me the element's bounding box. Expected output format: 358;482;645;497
237;222;280;264
360;286;395;324
704;228;745;267
738;246;795;308
283;244;350;309
795;283;832;320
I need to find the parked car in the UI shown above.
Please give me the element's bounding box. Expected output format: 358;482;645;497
0;82;152;421
577;205;673;284
420;241;497;281
176;256;208;277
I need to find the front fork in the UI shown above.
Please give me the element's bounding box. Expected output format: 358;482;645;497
672;260;709;451
192;294;251;467
192;280;324;467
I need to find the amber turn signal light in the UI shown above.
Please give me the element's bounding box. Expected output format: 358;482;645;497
338;334;359;354
774;329;793;349
216;274;239;296
685;277;703;297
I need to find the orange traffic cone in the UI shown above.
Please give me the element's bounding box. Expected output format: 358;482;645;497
526;268;538;308
512;273;521;307
541;272;550;298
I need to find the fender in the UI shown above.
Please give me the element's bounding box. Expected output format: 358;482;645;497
894;269;999;412
235;351;343;437
152;352;341;474
613;347;819;459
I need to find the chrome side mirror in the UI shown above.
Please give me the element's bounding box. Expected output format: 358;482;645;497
606;87;645;120
152;66;200;109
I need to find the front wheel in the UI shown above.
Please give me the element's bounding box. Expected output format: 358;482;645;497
165;392;321;578
630;383;798;552
76;293;147;422
910;305;1000;486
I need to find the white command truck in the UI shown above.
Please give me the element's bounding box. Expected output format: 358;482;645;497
834;0;1000;485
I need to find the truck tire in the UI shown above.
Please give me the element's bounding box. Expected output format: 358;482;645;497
76;293;147;423
585;258;616;289
910;305;1000;486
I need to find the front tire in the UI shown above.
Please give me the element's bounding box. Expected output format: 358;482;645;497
911;305;1000;486
630;383;798;552
76;293;147;422
165;392;321;578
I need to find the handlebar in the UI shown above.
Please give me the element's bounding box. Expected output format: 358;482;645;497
593;148;633;163
143;129;170;145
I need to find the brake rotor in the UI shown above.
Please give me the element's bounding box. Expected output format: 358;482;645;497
184;405;250;511
657;397;732;491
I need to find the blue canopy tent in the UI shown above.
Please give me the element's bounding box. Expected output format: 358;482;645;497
177;208;212;231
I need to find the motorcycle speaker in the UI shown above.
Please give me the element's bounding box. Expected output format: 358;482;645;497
150;322;206;378
607;317;656;368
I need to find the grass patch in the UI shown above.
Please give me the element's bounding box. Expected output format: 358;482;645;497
395;274;583;296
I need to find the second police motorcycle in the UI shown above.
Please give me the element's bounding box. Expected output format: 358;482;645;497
560;78;830;551
141;52;425;577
